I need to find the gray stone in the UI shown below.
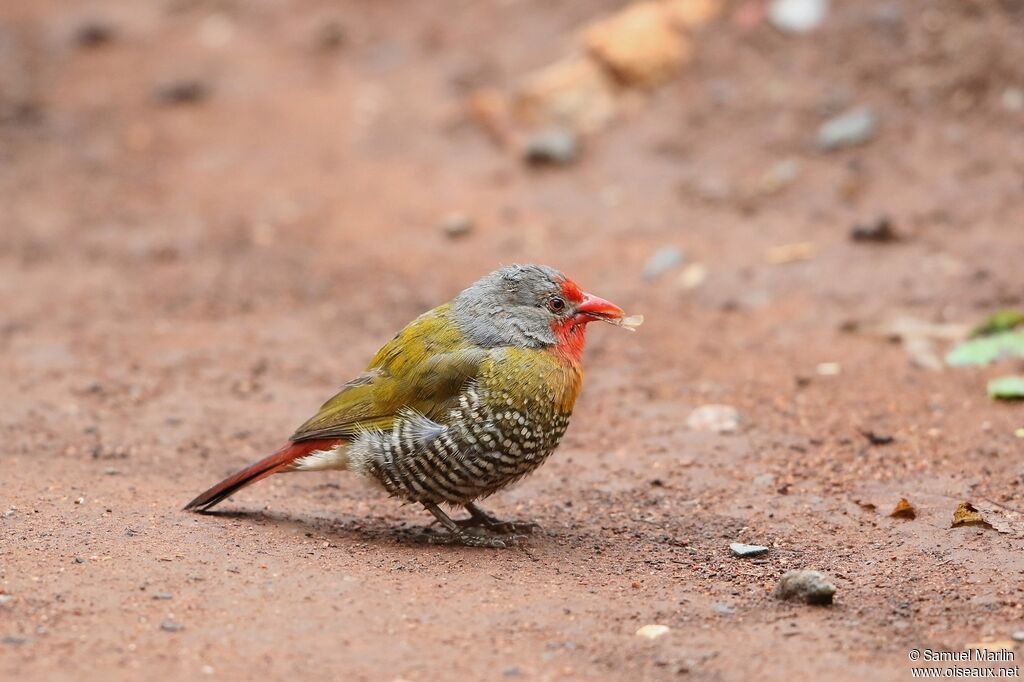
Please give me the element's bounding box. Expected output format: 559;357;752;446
818;107;878;151
774;570;837;605
730;542;770;558
524;128;579;166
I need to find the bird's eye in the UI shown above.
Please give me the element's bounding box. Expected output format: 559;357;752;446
547;296;566;313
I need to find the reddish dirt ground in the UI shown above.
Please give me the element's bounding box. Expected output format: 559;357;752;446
3;1;1024;680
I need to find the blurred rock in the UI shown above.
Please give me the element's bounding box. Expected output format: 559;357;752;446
755;158;800;197
765;241;815;264
582;1;693;89
635;624;670;639
774;570;836;605
643;247;685;280
514;57;618;134
441;213;473;239
314;18;347;52
677;262;707;290
769;0;830;34
817;107;877;151
154;79;209;106
1002;87;1024;113
850;216;898;243
523;128;579;166
74;20;116;48
686;404;740;433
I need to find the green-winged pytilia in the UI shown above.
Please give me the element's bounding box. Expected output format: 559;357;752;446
184;264;641;547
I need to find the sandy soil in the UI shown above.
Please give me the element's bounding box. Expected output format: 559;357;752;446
3;1;1024;680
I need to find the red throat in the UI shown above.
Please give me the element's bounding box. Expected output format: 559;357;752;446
549;278;590;364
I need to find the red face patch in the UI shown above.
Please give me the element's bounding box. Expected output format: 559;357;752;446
558;277;585;304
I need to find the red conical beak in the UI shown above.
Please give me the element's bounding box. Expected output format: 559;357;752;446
576;292;624;322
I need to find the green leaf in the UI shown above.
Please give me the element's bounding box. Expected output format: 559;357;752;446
970;310;1024;338
946;331;1024;367
988;376;1024;401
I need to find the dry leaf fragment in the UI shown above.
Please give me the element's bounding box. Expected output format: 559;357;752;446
890;498;916;519
951;502;992;529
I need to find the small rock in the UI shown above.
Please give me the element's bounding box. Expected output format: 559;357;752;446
74;557;85;564
642;247;685;281
712;602;735;615
769;0;829;34
677;262;707;290
154;79;209;106
635;624;670;639
766;241;815;264
815;362;841;376
2;635;27;646
2;510;15;519
1002;87;1024;113
817;107;877;151
502;666;523;677
161;621;184;632
153;593;173;600
774;570;837;605
582;2;693;89
730;542;769;558
1012;631;1024;643
850;216;898;243
686;404;740;433
441;213;473;239
313;17;347;51
860;429;894;446
523;128;579;166
75;20;116;48
0;595;14;605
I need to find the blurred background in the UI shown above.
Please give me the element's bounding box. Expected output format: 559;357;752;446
3;1;1024;680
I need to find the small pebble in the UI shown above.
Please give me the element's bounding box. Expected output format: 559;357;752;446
2;635;27;646
161;621;185;632
817;107;877;151
677;263;707;290
153;593;173;600
635;624;670;639
774;570;837;605
712;602;735;615
686;404;741;434
816;362;841;376
850;216;898;243
524;128;579;166
74;557;85;564
730;542;769;558
0;595;14;605
441;213;473;239
75;20;116;48
154;80;209;106
642;247;685;281
769;0;830;34
1012;631;1024;642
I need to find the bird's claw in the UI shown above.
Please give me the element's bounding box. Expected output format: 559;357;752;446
426;528;521;549
456;518;539;535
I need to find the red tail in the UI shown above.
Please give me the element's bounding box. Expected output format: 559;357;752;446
183;439;339;512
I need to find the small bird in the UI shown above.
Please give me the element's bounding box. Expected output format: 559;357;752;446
184;264;635;547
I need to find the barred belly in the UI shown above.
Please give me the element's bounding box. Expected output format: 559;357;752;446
350;385;571;505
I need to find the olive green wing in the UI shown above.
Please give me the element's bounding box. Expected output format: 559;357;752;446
289;304;486;442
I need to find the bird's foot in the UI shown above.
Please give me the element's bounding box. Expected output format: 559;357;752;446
425;527;521;549
461;502;540;535
454;517;539;535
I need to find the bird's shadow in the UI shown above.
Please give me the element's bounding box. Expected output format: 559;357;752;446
189;508;545;554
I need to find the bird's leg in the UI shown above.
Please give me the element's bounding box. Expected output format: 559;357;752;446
421;502;512;548
457;502;539;535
